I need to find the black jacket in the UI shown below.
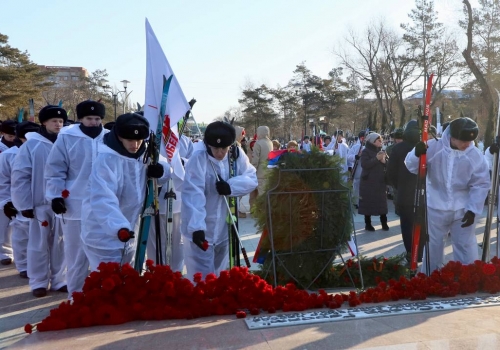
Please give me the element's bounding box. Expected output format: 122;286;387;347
386;123;420;209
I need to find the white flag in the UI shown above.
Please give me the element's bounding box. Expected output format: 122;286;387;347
144;18;189;181
347;234;358;256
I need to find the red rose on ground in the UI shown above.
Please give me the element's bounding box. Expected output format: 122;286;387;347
41;221;49;227
61;189;70;198
236;311;247;319
24;323;33;334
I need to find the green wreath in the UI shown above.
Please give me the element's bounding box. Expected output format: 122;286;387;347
253;149;352;289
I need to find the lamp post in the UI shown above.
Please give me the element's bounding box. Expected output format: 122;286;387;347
101;80;131;121
296;90;317;140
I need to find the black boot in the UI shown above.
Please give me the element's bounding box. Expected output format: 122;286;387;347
364;215;375;231
381;214;389;231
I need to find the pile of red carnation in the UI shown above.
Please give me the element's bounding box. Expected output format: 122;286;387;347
24;257;500;334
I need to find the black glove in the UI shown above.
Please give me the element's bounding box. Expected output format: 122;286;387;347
215;179;231;196
21;209;34;219
192;230;208;251
415;142;427;157
3;202;18;220
51;197;67;214
355;155;360;160
489;143;499;155
147;164;164;178
117;228;135;243
461;210;475;228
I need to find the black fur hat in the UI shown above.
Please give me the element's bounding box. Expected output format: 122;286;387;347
449;117;478;141
104;121;116;131
114;113;150;140
39;105;68;124
16;121;40;139
1;120;17;136
204;121;236;148
76;100;105;119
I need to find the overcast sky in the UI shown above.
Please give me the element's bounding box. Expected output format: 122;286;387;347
2;0;472;124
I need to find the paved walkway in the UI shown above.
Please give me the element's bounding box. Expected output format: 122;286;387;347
2;198;500;349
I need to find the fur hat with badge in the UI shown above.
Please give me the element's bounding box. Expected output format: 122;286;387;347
38;105;68;124
114;113;150;140
449;117;478;141
16;121;40;139
76;100;105;119
1;120;18;136
204;121;236;148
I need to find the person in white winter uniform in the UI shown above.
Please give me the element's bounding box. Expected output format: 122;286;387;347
182;121;258;280
405;117;489;273
347;130;366;208
0;121;40;277
0;120;21;265
45;100;108;299
81;113;171;271
326;130;349;180
0;120;20;153
146;133;193;271
12;106;68;297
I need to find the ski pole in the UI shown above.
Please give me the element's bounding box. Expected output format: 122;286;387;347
207;158;251;268
482;89;500;261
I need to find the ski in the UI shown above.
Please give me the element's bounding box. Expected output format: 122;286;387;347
17;108;24;123
28;99;35;122
134;74;173;272
227;144;241;268
162;99;194;266
481;89;500;261
410;73;433;272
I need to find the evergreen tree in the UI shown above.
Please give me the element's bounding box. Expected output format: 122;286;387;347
0;33;51;119
401;0;461;105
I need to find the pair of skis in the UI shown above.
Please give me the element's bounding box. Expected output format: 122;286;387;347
162;99;195;267
410;74;433;273
134;75;173;272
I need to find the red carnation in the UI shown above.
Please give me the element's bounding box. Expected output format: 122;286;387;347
202;240;209;250
41;221;49;227
24;323;33;334
483;264;496;276
267;307;276;314
193;272;203;283
236;311;247;319
61;189;70;199
101;277;116;291
250;308;260;315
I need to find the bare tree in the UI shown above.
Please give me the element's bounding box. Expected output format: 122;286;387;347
335;21;390;130
462;0;495;146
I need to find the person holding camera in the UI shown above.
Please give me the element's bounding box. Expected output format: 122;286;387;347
358;133;389;231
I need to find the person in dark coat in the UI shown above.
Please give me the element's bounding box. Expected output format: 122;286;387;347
358;133;389;231
386;120;420;260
